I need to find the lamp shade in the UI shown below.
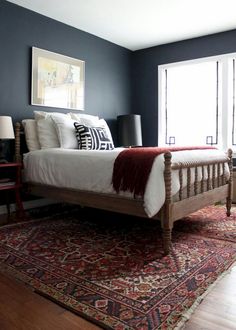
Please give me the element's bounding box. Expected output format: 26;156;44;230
0;116;15;139
117;114;142;147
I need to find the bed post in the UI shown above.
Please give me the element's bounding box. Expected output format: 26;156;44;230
163;152;173;255
15;122;21;163
226;148;233;216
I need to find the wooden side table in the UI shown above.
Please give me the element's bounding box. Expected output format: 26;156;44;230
0;162;25;219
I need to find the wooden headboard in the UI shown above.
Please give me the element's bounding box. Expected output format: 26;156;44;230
15;122;23;163
14;122;29;163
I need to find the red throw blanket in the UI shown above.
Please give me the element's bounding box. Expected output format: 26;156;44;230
112;146;216;197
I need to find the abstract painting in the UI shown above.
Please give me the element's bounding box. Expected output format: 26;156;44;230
31;47;85;110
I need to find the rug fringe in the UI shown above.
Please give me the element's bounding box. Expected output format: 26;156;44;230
173;260;236;330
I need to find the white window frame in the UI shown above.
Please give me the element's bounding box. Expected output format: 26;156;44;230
158;52;236;154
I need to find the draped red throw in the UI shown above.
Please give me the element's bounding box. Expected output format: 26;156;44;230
112;146;216;197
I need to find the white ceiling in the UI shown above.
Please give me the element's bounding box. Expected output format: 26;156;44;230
7;0;236;51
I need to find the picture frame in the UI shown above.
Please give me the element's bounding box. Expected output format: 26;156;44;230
31;47;85;110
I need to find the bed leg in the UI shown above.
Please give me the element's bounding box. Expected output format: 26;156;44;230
226;148;233;217
226;197;232;217
162;228;172;255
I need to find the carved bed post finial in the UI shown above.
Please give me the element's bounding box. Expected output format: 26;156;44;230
226;148;233;216
15;122;21;163
163;152;172;255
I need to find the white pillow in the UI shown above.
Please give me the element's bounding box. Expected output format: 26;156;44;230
37;118;60;149
50;114;78;149
69;113;100;126
98;119;114;146
70;113;114;147
34;111;49;120
34;111;69;149
22;119;41;151
70;116;114;147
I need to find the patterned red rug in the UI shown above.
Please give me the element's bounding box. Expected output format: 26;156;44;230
0;205;236;329
175;205;236;243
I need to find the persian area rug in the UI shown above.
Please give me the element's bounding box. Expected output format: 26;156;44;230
0;205;236;330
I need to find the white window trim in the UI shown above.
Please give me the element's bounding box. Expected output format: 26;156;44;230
158;52;236;155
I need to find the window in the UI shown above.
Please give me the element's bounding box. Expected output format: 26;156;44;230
158;53;236;153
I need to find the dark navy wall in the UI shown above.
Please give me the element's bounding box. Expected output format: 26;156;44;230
0;0;132;144
132;30;236;146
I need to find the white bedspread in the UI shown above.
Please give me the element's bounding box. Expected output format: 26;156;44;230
23;148;229;217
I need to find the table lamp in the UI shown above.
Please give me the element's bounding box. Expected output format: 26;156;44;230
0;116;15;163
117;114;142;147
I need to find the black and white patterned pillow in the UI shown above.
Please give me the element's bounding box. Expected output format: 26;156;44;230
74;122;114;150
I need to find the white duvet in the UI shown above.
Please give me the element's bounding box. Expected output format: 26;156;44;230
23;148;229;217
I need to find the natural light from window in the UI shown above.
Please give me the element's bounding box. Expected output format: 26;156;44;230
158;53;236;153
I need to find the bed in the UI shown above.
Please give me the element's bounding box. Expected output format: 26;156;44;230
15;122;233;255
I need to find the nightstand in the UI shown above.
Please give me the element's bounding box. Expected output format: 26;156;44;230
0;162;25;219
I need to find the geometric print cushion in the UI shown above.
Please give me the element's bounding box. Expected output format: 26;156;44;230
74;122;114;150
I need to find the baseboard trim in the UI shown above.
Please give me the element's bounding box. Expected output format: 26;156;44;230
0;199;58;215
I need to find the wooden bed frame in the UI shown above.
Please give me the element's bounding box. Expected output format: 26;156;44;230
15;123;233;255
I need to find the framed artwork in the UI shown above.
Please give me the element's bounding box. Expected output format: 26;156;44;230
31;47;85;110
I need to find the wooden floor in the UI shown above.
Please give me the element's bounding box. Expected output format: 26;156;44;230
0;216;236;329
